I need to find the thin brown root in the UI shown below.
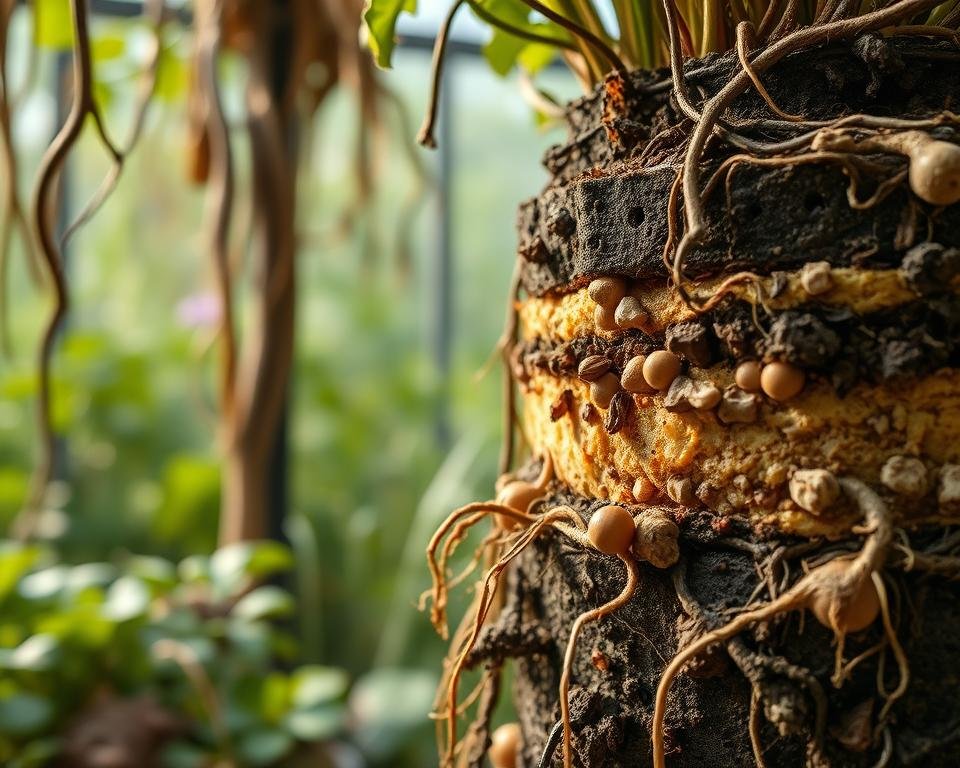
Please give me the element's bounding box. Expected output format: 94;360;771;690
735;21;803;122
561;555;639;768
873;572;909;724
749;685;768;768
426;502;536;639
443;506;585;766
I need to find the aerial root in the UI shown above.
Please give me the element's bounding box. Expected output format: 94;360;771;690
424;501;536;638
652;478;895;768
559;555;640;768
438;505;589;767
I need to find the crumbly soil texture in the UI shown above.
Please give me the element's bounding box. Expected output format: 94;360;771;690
480;506;960;767
517;35;960;296
491;35;960;767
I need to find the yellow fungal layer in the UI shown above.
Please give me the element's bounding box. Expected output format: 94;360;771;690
519;267;944;343
522;369;960;537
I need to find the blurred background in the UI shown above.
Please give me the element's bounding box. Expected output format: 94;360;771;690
0;1;577;765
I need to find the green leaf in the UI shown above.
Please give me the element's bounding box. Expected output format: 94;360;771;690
290;666;349;709
102;576;151;622
155;48;188;103
92;34;125;63
232;586;294;622
159;741;209;768
34;0;75;51
364;0;417;69
235;728;294;767
4;634;60;671
0;694;54;736
18;565;69;601
283;705;344;741
0;544;43;603
483;30;527;77
518;42;559;73
349;668;436;757
210;541;292;598
125;556;177;590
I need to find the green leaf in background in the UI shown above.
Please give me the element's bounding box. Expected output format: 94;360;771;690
0;694;54;737
155;47;188;103
349;667;437;758
283;704;344;741
18;565;69;601
92;32;126;63
235;727;294;767
364;0;417;68
34;0;75;50
0;544;43;603
3;634;60;672
291;665;349;709
102;575;151;621
159;741;209;768
210;541;293;598
8;737;60;768
233;586;295;622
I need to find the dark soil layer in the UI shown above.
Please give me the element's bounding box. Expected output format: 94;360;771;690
517;36;960;296
513;288;960;391
475;495;960;766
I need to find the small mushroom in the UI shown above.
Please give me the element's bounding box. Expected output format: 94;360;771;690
588;277;626;308
800;261;833;296
621;355;655;394
590;372;620;409
488;723;521;768
717;386;759;424
643;350;682;391
938;464;960;513
789;469;840;515
614;296;648;330
880;455;928;497
634;509;680;568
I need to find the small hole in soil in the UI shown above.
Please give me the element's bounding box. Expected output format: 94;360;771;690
747;202;763;219
588;234;602;251
804;191;825;213
627;206;645;227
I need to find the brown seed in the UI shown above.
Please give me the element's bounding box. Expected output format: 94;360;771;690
734;360;762;392
605;391;631;434
614;296;648;329
588;277;626;308
590;372;620;409
800;261;833;295
594;304;618;332
632;474;656;503
621;355;655;393
788;469;839;515
488;722;521;768
578;355;612;382
588;505;636;555
549;389;573;422
760;361;805;401
642;350;682;391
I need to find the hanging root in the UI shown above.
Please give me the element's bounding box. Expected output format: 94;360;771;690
439;506;587;767
424;502;536;638
560;554;640;768
652;478;894;768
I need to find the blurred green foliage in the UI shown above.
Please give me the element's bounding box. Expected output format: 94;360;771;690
0;5;577;765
